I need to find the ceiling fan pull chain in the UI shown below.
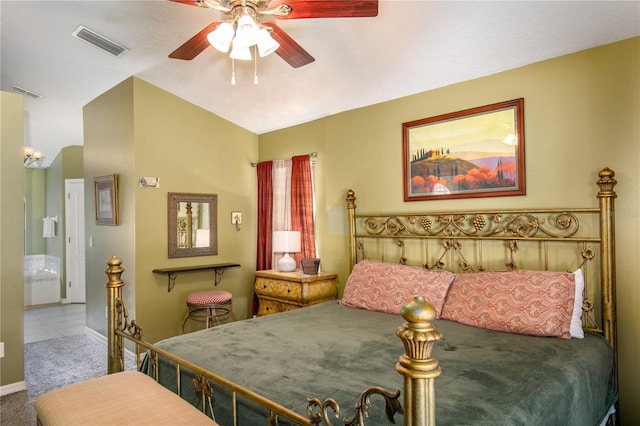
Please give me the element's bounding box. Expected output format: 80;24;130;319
254;46;259;85
231;59;236;85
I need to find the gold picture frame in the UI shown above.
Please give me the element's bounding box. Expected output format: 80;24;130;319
94;174;119;225
403;98;525;201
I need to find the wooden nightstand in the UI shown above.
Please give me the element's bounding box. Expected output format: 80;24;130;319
254;270;338;316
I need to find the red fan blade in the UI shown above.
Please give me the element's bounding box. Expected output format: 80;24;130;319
170;0;232;13
269;0;378;19
169;21;222;60
170;0;199;5
169;0;213;8
262;22;315;68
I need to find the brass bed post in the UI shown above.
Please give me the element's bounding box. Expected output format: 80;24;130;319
186;202;193;248
346;189;357;271
396;296;442;426
105;255;125;374
596;168;617;354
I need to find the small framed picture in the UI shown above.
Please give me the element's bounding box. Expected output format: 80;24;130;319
94;174;119;225
403;98;525;201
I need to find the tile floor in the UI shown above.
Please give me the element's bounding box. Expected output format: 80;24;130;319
24;303;86;343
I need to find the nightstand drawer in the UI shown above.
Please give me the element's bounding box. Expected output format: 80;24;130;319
255;277;302;302
255;270;338;316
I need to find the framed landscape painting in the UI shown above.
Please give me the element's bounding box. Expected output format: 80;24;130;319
403;98;525;201
94;174;119;225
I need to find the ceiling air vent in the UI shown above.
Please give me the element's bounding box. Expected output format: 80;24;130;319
72;25;128;57
12;85;41;99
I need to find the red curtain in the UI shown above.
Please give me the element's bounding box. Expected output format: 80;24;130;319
291;155;316;264
254;161;273;316
256;160;273;270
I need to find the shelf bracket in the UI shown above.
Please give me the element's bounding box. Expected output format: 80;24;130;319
214;269;225;286
167;273;177;292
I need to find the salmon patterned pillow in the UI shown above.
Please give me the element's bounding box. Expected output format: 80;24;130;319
441;270;576;339
340;260;455;317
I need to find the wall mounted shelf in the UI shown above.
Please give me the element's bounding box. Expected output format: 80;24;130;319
152;263;240;292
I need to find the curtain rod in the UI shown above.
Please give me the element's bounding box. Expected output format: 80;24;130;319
251;152;317;167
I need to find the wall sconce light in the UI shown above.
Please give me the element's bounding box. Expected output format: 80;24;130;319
24;147;42;167
273;230;301;272
232;212;242;232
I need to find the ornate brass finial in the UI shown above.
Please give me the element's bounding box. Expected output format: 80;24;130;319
396;296;441;424
396;296;442;362
105;256;124;289
346;189;356;209
597;168;617;196
400;295;436;323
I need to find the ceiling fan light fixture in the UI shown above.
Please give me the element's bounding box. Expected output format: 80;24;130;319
256;28;280;57
230;40;252;60
207;22;234;52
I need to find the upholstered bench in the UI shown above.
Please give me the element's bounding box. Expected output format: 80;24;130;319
34;371;218;425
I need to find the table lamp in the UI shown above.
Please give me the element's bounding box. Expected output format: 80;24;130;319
273;231;301;272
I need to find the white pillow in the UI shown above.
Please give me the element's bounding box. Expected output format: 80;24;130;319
570;268;585;339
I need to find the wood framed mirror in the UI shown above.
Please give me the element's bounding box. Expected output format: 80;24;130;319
168;193;218;258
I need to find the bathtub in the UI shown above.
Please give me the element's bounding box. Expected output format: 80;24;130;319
24;255;61;306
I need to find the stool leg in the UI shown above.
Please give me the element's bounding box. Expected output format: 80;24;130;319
205;307;212;329
181;305;193;334
228;302;236;322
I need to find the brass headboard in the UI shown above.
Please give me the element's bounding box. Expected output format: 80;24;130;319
346;167;617;353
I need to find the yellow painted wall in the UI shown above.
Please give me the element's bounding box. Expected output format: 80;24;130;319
132;78;257;341
83;77;136;336
258;38;640;424
83;77;258;344
0;92;25;387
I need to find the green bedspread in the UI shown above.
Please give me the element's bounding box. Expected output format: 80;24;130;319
144;301;617;425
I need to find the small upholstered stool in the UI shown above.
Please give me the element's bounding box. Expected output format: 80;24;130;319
181;290;236;333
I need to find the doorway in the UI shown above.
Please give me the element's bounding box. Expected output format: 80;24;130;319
65;179;85;303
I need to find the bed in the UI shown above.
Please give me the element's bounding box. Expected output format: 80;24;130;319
106;167;619;426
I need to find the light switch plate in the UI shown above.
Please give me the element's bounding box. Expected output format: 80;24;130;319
232;212;242;225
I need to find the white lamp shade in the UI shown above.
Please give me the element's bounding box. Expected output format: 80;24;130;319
207;22;234;52
273;231;301;253
257;28;280;57
230;41;252;60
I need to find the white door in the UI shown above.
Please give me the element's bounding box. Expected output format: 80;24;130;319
65;179;85;303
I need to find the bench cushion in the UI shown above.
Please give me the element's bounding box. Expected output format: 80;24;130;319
34;371;217;425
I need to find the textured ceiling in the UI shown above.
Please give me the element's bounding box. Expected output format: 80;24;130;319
1;1;639;167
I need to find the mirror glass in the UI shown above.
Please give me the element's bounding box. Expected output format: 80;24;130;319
168;193;218;258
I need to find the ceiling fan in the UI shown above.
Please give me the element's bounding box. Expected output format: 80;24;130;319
169;0;379;68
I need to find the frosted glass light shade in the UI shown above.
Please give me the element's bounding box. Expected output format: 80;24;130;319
257;28;280;57
230;41;252;60
207;22;234;52
234;14;259;47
